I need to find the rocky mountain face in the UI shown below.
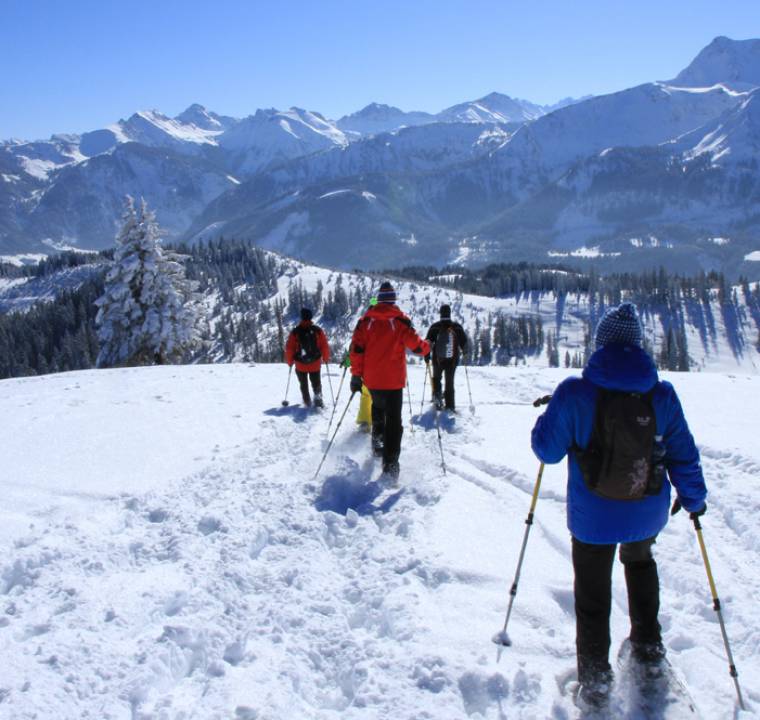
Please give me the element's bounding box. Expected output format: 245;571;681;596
2;37;760;278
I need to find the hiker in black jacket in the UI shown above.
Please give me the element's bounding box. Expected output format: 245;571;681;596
425;304;468;411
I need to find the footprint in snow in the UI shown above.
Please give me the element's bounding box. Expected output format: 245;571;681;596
147;509;168;523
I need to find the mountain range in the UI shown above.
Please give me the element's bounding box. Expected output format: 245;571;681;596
2;36;760;277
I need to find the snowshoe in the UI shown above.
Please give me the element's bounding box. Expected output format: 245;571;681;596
616;639;699;717
575;671;613;715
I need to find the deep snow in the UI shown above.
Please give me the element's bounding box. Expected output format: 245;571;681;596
0;364;758;719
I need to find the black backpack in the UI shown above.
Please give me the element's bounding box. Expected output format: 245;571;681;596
295;325;321;364
574;388;665;501
434;324;457;361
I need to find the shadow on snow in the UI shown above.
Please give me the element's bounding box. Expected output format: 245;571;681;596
263;405;315;423
414;409;458;433
314;457;404;516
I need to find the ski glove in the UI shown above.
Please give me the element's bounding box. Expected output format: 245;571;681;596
671;499;707;518
350;376;363;394
424;353;431;364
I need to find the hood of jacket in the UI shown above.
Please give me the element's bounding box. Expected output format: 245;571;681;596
583;343;658;393
364;303;405;321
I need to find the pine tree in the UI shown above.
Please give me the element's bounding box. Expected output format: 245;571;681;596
95;197;201;367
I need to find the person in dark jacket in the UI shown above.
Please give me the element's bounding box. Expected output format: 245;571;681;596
531;302;707;704
350;282;429;478
425;304;468;410
284;308;330;408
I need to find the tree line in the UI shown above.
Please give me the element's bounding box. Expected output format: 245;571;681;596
2;236;760;379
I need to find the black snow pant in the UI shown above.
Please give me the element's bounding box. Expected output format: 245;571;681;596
296;369;322;405
432;358;457;410
572;535;661;684
369;388;404;467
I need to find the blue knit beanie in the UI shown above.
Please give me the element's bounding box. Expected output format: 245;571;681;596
377;281;397;304
595;302;643;349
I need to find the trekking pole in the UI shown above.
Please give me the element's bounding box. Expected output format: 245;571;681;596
406;377;415;434
464;364;475;413
282;365;293;407
691;514;746;711
314;391;357;481
494;461;545;655
326;366;347;437
493;394;551;655
426;363;446;474
419;363;428;414
325;362;336;407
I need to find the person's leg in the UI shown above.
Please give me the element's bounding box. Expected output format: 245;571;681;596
620;537;663;660
370;389;387;455
432;362;444;407
381;389;404;475
572;537;616;685
309;370;323;407
296;370;311;405
444;361;456;410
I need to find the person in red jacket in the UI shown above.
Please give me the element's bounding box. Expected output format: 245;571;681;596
284;308;330;408
349;282;429;478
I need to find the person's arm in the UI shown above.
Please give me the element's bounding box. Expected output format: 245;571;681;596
284;331;297;366
318;328;330;363
400;317;430;356
349;319;367;377
456;323;468;350
424;323;437;361
531;380;575;464
661;384;707;512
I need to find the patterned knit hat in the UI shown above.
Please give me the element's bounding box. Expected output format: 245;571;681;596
440;304;451;319
377;281;397;304
300;307;313;321
595;302;643;349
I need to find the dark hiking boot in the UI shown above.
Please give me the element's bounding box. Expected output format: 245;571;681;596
631;640;666;664
434;394;444;411
302;396;312;407
313;393;324;409
382;460;400;482
576;667;613;710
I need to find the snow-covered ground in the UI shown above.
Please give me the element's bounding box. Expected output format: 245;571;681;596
0;364;758;719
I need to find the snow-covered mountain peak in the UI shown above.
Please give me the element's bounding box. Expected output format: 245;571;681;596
671;36;760;91
439;92;545;124
680;87;760;164
336;103;436;137
118;109;222;148
174;103;237;131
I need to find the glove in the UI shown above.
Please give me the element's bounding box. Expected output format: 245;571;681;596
671;499;707;518
341;354;351;369
424;353;431;364
350;375;363;394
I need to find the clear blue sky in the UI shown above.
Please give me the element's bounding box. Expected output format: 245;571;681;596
2;0;758;140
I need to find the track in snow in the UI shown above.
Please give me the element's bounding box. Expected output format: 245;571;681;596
0;364;757;719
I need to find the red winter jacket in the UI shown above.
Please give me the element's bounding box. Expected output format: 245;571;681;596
350;303;429;390
285;321;330;372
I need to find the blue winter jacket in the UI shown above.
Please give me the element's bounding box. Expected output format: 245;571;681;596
531;344;707;544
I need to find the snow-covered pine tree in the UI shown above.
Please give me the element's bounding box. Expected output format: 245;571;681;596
95;197;202;367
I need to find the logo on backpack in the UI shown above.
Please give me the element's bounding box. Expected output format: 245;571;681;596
295;325;321;364
574;388;665;501
434;325;457;361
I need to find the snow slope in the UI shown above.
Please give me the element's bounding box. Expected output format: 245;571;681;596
0;364;757;718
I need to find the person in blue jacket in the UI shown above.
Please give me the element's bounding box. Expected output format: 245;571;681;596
531;302;707;700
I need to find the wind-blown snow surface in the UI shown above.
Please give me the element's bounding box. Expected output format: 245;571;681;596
0;365;758;719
